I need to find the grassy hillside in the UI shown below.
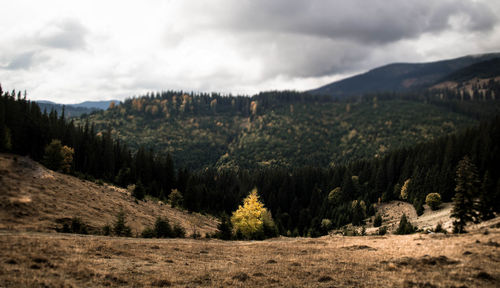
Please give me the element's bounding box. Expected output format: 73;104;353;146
80;93;477;170
0;153;218;236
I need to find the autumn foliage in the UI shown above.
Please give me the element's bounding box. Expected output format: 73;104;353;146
230;188;277;240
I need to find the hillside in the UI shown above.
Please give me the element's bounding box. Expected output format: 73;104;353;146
0;153;218;237
310;53;500;98
81;94;477;170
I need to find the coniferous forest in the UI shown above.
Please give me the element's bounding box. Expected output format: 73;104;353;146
2;82;500;237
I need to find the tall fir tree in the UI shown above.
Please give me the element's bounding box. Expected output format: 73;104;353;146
451;156;480;233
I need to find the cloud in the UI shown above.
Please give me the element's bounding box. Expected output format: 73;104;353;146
4;52;37;70
37;19;88;50
177;0;497;44
0;0;499;103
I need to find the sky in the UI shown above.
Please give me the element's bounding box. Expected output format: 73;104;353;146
1;0;500;104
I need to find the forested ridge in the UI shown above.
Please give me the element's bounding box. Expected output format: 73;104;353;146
1;83;499;237
80;89;489;170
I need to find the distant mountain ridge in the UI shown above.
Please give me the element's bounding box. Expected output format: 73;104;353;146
310;53;500;98
35;100;120;118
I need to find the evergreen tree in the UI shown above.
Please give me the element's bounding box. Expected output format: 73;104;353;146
113;209;132;237
478;171;495;220
153;217;172;238
451;156;480;233
133;181;146;200
395;213;415;235
216;214;233;240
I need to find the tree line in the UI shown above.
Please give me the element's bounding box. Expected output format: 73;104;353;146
1;84;499;237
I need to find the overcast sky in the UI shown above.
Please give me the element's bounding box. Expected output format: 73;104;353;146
1;0;500;103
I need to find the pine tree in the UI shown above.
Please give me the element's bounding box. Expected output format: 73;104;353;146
478;171;495;220
451;156;480;233
133;181;145;200
216;214;233;240
395;213;415;235
113;209;132;237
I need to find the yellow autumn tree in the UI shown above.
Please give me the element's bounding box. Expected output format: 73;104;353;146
400;179;411;200
231;188;277;239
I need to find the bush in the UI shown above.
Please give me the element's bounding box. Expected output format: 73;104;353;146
59;217;88;234
373;214;382;227
102;224;111;236
70;217;88;234
425;193;442;210
132;181;145;200
378;226;387;235
141;227;155;238
395;214;416;235
43;139;74;173
168;189;183;208
172;224;186;238
113;209;132;237
216;214;233;240
434;223;446;234
154;217;172;238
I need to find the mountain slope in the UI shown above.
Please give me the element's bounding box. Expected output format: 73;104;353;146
81;94;477;170
310;53;500;98
0;153;218;236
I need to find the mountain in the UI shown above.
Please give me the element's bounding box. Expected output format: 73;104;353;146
71;100;120;110
78;90;482;170
35;100;120;118
310;53;500;98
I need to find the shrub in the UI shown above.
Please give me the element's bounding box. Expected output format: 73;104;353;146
141;227;155;238
434;223;446;234
395;214;416;235
154;217;172;238
59;217;88;234
70;217;88;234
373;214;382;227
378;226;387;235
43;139;74;173
132;181;145;200
102;224;111;236
216;214;233;240
426;193;442;210
113;209;132;237
168;189;183;208
172;224;186;238
320;219;332;234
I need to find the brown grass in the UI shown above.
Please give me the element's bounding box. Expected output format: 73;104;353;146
0;153;218;236
0;230;499;287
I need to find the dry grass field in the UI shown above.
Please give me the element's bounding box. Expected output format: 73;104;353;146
0;230;499;287
1;153;500;287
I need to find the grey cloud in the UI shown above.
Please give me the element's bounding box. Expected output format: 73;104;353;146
190;0;497;44
4;51;37;70
38;19;88;50
175;0;499;80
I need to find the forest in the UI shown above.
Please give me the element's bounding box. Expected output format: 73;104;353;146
1;83;499;237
